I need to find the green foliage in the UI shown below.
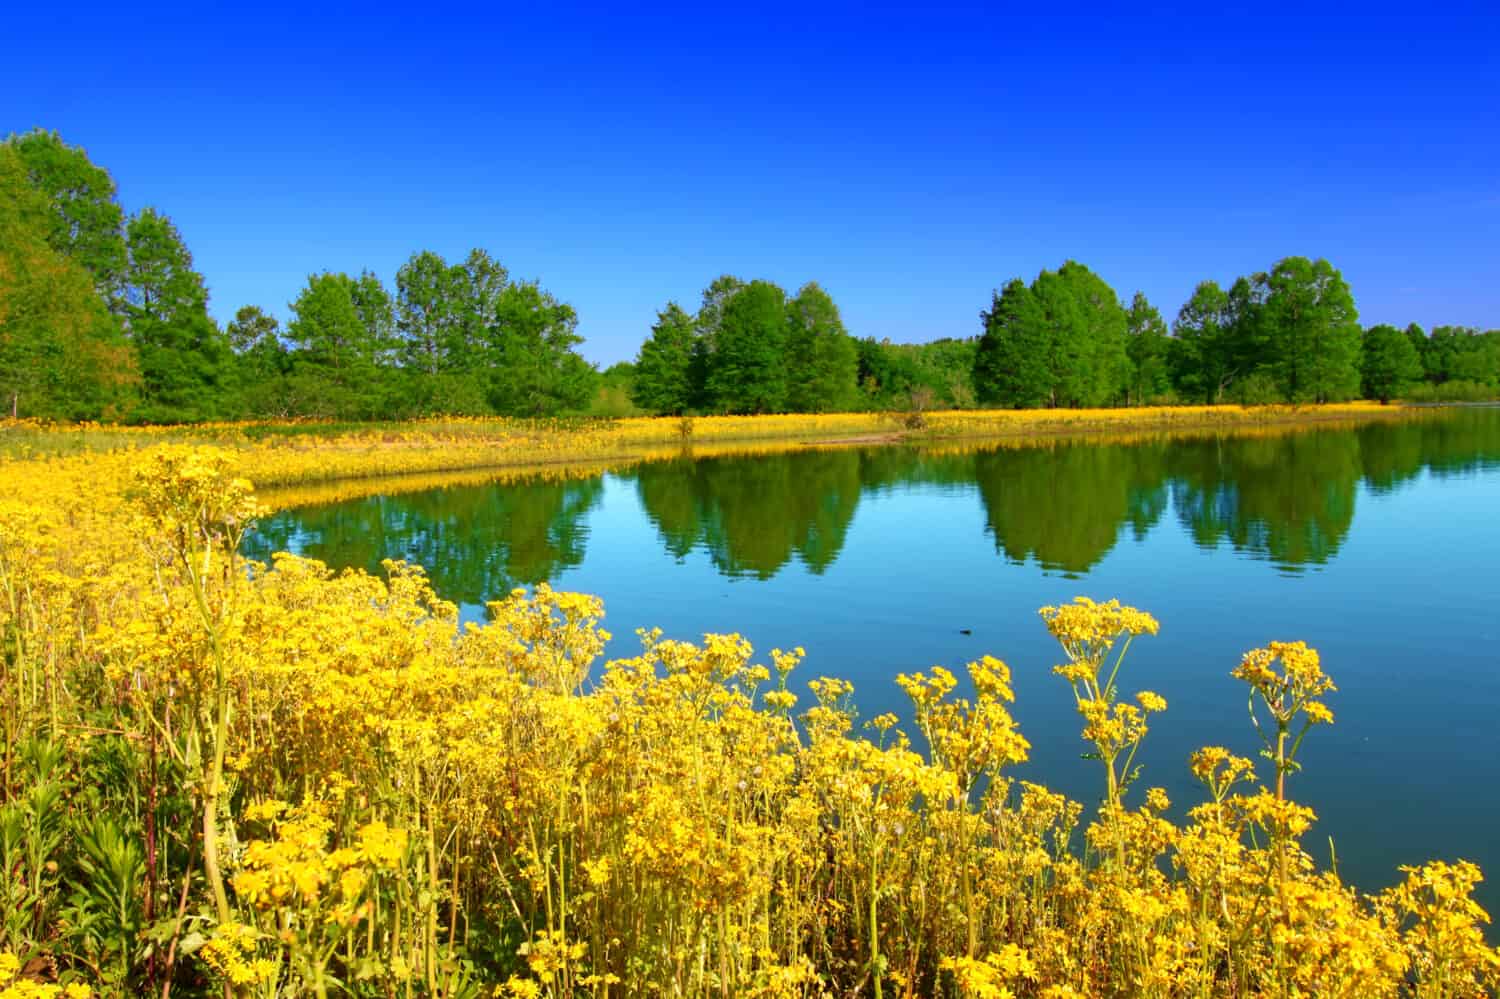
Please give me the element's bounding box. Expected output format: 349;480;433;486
2;132;604;423
226;304;279;355
485;280;594;416
0;146;138;419
237;252;599;421
1263;256;1362;402
705;280;789;413
1057;260;1130;406
1125;292;1171;404
588;362;640;417
3;128;128;312
633;303;698;414
65;816;146;989
224;306;288;415
1169;259;1365;405
288;273;375;383
643;274;863;415
1420;326;1500;387
784;282;858;412
863;337;978;410
395;248;508;375
974;279;1050;408
5;128;1496;422
1361;324;1423;403
124;208;232;421
973;261;1128;408
1170;281;1235;403
1402;379;1499;403
1227;370;1284;406
0;738;69;957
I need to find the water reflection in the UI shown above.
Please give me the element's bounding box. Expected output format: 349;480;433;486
251;476;604;603
973;442;1170;574
634;450;862;578
1167;433;1360;571
250;409;1500;586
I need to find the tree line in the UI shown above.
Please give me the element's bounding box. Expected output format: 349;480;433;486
0;130;596;421
631;276;861;415
629;259;1497;417
3;128;1496;422
973;258;1500;411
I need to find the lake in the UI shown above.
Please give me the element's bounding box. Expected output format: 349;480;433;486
248;407;1500;911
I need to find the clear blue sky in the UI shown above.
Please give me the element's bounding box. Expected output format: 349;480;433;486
6;3;1498;365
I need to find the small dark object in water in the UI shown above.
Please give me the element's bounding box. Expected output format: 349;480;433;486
959;628;972;635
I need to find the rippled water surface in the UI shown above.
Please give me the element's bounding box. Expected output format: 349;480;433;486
249;408;1500;908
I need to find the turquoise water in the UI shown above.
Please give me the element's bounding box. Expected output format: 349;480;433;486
249;409;1500;910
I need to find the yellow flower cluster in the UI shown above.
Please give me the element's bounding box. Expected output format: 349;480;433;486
1;439;1497;998
1233;639;1337;725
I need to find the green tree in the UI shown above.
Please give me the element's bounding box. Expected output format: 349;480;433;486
1262;256;1361;402
1170;281;1234;402
0;146;136;418
1031;267;1087;406
1439;326;1500;386
691;275;745;408
123;208;231;421
1404;323;1430;379
287;272;372;381
4;129;128;312
484;281;594;416
856;337;915;406
1422;325;1463;383
1360;324;1423;403
393;248;511;413
395;250;462;375
1124;292;1171;404
225;306;288;415
784;282;858;412
974;278;1051;407
705;280;788;413
226;304;279;354
906;337;979;408
633;302;699;414
1223;275;1272;382
350;270;396;367
1056;260;1130;406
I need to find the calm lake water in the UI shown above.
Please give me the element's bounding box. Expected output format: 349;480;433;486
249;408;1500;910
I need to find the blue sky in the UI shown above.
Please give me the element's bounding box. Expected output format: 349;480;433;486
6;3;1498;365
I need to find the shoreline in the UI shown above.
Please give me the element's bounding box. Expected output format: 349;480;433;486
2;402;1440;510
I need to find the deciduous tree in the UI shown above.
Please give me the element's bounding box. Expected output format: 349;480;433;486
4;129;128;312
1262;257;1361;402
784;282;858;412
706;280;787;413
1360;323;1423;403
0;146;136;418
1125;292;1171;404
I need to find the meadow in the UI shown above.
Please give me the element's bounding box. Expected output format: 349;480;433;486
0;404;1496;998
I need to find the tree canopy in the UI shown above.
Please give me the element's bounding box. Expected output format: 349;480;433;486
631;276;861;415
1361;324;1423;403
0;144;136;418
